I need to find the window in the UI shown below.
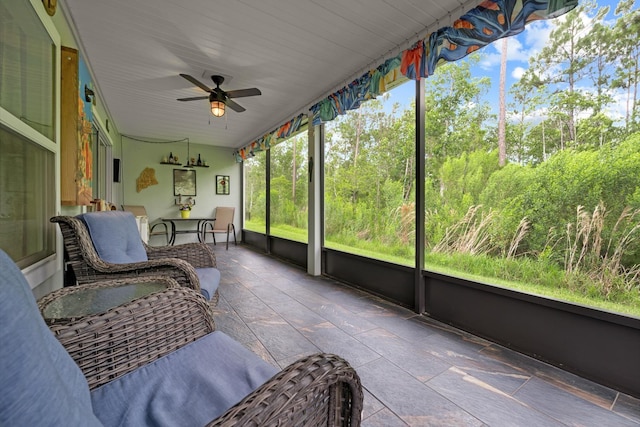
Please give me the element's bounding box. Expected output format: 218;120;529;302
0;125;56;268
243;152;266;233
269;132;308;243
323;81;416;265
91;124;113;200
422;1;640;317
0;0;55;141
0;0;57;268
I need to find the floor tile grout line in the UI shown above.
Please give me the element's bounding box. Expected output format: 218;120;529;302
610;391;619;411
360;389;412;427
215;246;640;426
237;296;324;365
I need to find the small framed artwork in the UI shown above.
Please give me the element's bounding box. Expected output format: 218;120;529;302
216;175;230;195
174;169;196;196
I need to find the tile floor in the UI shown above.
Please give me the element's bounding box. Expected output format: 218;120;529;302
211;244;640;426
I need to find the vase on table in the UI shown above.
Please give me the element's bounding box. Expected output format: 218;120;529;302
180;210;190;219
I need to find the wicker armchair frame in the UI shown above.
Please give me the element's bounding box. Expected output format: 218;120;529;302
208;353;363;426
51;215;220;305
44;283;215;389
37;276;181;326
41;285;363;426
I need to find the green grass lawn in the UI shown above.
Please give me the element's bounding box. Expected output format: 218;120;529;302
425;256;640;318
244;222;308;243
246;222;640;318
324;240;414;266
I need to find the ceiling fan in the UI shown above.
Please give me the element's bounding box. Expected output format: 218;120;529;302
177;74;261;117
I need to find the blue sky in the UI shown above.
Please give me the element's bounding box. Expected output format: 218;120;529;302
477;0;623;104
384;0;632;124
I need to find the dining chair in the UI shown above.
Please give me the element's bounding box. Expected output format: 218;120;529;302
121;204;169;245
201;207;237;250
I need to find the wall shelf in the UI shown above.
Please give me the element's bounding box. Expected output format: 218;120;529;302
160;162;209;168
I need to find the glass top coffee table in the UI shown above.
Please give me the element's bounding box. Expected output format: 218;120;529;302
39;277;178;325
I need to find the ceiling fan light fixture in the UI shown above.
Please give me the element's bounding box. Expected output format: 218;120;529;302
211;100;225;117
177;74;260;116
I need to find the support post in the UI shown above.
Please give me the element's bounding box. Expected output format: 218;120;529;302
415;78;426;313
307;122;322;275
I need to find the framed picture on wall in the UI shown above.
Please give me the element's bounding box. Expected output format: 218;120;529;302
216;175;230;195
174;169;196;196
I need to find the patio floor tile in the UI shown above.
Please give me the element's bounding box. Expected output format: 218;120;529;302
211;245;640;426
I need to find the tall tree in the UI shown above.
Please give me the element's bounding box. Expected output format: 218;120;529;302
424;54;492;176
529;1;597;145
498;38;508;166
579;5;613;117
244;152;267;224
509;65;551;164
611;0;640;132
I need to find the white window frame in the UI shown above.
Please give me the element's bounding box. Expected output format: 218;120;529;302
0;0;61;288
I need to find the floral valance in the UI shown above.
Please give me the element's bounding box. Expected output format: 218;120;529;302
310;0;578;125
234;113;306;162
234;0;577;161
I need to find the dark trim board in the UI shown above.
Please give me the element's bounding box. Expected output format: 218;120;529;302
424;271;640;398
242;234;414;307
322;248;414;308
269;236;307;268
242;230;267;251
242;231;307;268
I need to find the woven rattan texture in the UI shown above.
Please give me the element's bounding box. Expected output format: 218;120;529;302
207;353;363;426
44;286;215;389
38;283;362;425
50;215;220;304
37;276;179;325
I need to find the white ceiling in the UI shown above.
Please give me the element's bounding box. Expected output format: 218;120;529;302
61;0;476;149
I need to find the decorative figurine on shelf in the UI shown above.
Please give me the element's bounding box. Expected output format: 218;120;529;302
169;152;174;163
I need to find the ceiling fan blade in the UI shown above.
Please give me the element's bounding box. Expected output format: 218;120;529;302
226;99;246;113
179;74;211;93
226;88;261;98
177;96;209;102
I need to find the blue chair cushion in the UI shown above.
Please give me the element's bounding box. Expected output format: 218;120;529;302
196;267;221;300
0;250;101;426
91;331;279;427
80;211;148;264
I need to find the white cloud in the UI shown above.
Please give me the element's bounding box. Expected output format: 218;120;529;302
479;35;529;70
504;37;529;61
604;89;630;124
477;16;559;73
479;52;501;70
522;20;556;57
512;67;526;79
476;1;612;77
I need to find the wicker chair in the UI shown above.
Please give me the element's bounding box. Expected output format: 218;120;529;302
42;285;362;426
1;249;363;426
51;212;220;305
